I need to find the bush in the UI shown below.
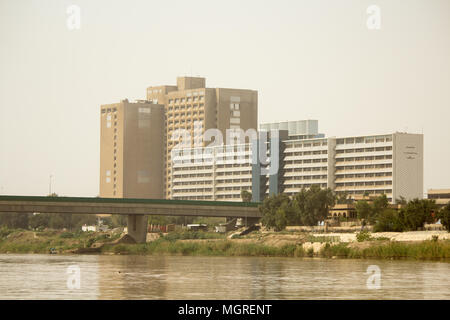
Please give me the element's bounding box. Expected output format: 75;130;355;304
162;231;224;241
85;238;95;248
320;243;351;258
59;232;74;239
437;204;450;232
373;209;405;232
356;231;372;242
401;199;436;231
0;226;13;239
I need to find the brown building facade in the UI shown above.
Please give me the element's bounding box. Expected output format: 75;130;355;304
100;76;258;200
146;77;258;199
99;100;165;199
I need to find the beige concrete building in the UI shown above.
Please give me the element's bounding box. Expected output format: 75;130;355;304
170;127;424;204
333;132;423;202
171;143;253;201
427;189;450;207
99;99;165;199
146;76;258;199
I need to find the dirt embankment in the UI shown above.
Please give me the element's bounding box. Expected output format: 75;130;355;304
179;232;308;247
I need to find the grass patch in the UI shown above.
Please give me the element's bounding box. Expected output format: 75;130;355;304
320;240;450;260
102;239;305;257
0;229;119;254
162;231;225;241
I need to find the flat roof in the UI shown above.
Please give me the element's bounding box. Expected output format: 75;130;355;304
428;189;450;194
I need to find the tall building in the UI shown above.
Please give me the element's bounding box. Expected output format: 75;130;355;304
171;143;253;201
146;76;258;199
170;126;424;204
332;132;423;202
260;120;324;140
99;100;165;199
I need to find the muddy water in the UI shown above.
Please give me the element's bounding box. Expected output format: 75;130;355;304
0;254;448;299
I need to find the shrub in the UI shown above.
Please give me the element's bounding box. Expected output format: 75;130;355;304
0;226;13;239
401;199;436;231
373;209;405;232
356;231;372;242
59;232;74;239
320;243;351;258
162;231;224;241
437;204;450;232
85;238;95;248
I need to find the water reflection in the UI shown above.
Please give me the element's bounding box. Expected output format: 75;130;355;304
0;254;448;299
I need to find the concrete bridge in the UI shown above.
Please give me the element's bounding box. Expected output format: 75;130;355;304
0;196;261;242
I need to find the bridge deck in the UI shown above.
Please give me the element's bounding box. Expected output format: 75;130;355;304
0;196;261;218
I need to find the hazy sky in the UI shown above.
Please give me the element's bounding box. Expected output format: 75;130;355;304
1;0;449;197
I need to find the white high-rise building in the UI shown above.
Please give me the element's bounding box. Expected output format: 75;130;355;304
170;129;423;204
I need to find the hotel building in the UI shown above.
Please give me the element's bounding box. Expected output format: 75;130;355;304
170;124;424;204
146;76;258;199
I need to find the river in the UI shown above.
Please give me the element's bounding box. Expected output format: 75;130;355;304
0;254;448;299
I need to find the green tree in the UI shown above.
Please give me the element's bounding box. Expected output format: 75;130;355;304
71;214;97;230
373;198;438;232
260;193;292;231
240;190;252;202
0;212;30;229
49;214;67;229
274;208;288;231
437;203;450;232
396;196;407;205
372;194;389;213
336;192;353;204
292;185;335;226
355;200;371;220
29;213;50;229
373;208;405;232
401;199;436;231
355;194;389;224
148;215;170;226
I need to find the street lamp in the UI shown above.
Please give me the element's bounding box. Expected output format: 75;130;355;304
49;174;53;196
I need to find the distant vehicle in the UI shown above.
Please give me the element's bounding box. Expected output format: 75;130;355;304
186;224;208;231
215;225;227;233
49;248;57;254
82;224;109;232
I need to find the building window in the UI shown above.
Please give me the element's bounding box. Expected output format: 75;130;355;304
139;107;151;114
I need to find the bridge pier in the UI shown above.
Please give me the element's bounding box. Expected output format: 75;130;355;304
127;214;148;243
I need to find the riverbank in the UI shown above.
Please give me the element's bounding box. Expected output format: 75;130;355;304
100;238;450;260
0;228;449;260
